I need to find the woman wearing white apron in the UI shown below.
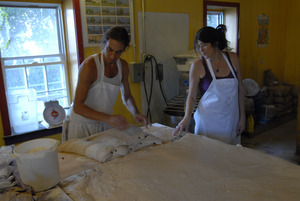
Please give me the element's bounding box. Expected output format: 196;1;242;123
173;25;245;145
63;27;150;141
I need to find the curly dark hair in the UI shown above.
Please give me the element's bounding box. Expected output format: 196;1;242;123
194;24;229;51
100;26;130;50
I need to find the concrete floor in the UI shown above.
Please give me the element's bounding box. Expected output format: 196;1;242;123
241;118;300;165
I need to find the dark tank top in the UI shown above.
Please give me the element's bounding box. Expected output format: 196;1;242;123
199;52;236;95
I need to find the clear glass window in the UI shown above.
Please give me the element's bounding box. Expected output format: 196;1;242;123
207;11;223;28
0;2;70;134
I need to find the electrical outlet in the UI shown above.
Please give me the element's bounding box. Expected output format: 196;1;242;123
129;62;144;83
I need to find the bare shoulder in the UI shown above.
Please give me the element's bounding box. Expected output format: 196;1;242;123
80;54;97;71
226;51;239;61
120;58;129;68
191;59;205;79
78;54;98;82
226;52;240;71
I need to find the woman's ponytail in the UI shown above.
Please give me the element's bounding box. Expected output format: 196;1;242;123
216;24;228;50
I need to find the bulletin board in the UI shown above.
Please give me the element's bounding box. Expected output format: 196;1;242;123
79;0;135;47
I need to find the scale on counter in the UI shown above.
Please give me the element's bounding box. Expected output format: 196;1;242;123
42;100;66;128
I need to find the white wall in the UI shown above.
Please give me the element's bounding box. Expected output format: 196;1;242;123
138;12;189;123
224;7;237;52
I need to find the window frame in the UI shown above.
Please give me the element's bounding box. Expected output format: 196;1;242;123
203;1;240;55
0;1;70;141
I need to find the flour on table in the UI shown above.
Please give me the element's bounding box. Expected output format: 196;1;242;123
142;123;184;143
60;133;300;201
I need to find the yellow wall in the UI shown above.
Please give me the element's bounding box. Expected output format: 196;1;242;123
284;1;300;151
284;0;300;86
239;0;287;85
1;0;299;147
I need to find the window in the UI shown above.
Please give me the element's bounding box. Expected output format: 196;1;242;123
204;1;240;53
0;2;70;136
207;11;223;28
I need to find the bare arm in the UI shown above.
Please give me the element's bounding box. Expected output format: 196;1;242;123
173;59;203;135
120;59;150;127
228;52;246;135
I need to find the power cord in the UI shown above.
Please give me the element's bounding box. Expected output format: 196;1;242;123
143;54;168;121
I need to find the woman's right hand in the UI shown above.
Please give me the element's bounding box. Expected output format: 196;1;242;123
172;118;190;136
108;114;129;130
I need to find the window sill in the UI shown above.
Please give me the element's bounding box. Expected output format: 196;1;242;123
3;123;62;145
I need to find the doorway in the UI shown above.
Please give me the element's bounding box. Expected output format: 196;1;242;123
203;1;240;54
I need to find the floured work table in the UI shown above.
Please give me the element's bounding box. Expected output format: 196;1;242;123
3;123;300;201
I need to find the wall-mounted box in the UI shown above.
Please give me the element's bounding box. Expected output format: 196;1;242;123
129;62;144;83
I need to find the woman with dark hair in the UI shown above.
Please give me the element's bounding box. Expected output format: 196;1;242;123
63;26;150;141
173;25;245;145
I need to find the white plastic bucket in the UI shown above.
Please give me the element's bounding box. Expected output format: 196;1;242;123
6;89;38;134
14;138;60;192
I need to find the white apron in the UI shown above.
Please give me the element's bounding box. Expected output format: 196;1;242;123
63;53;122;141
194;53;240;145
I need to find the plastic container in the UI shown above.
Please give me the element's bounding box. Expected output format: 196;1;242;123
260;105;277;124
13;138;60;192
6;89;38;134
246;114;255;133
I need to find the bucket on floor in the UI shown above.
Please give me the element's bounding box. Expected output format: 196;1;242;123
13;138;60;192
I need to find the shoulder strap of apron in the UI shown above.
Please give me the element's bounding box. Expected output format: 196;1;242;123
91;53;104;86
205;58;217;80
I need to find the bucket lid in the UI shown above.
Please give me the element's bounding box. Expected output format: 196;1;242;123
6;89;37;103
243;79;260;97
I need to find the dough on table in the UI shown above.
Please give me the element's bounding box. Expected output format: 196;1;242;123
58;125;163;162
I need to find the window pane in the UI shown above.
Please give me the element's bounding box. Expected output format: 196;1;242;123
48;90;68;108
49;89;67;98
207;14;219;28
26;66;46;92
23;57;43;65
57;97;68;108
207;11;223;28
5;68;26;90
46;64;65;90
0;7;60;57
44;56;61;62
4;59;24;66
37;89;68;104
